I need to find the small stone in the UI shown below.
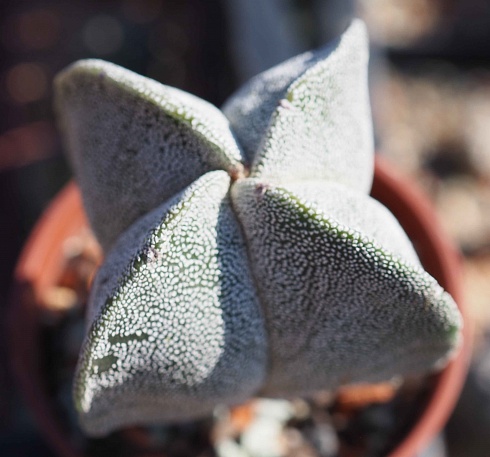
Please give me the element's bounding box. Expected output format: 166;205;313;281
290;399;311;420
216;439;249;457
254;399;295;422
334;382;398;414
241;417;285;457
308;423;339;456
41;286;78;312
230;402;256;432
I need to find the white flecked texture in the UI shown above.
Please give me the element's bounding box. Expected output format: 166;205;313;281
281;180;421;267
75;172;267;435
55;60;244;251
223;20;374;192
231;180;461;396
54;20;463;436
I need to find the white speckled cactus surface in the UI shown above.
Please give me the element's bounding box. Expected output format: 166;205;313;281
54;20;462;436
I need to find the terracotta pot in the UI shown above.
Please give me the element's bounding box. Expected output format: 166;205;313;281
8;156;471;457
371;157;472;457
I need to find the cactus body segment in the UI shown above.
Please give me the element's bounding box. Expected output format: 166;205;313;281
75;172;267;435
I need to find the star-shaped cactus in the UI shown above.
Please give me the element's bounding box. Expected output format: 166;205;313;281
54;20;462;437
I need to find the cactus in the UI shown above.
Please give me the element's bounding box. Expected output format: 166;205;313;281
54;20;462;437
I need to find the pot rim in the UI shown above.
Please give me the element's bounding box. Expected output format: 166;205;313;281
9;156;472;457
372;156;472;457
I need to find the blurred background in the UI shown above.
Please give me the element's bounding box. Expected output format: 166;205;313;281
2;0;490;455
